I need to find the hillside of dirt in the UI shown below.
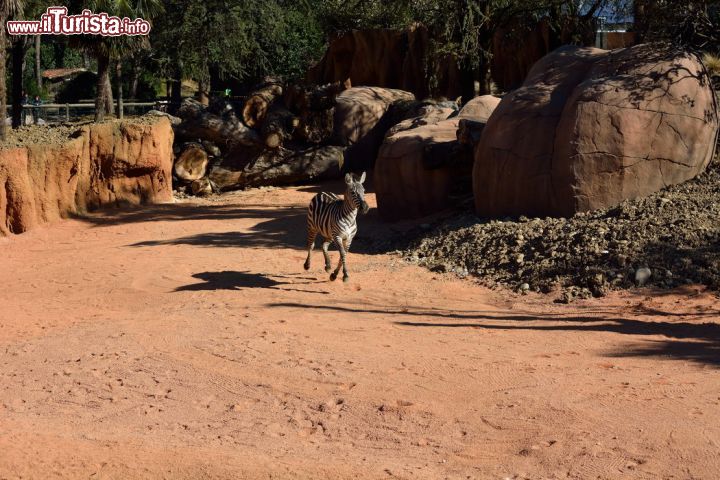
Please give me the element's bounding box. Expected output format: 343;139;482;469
405;158;720;302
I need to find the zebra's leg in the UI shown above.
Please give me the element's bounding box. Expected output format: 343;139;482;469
304;227;317;271
330;236;350;283
321;239;332;272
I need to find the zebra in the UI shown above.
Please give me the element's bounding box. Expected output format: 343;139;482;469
304;172;370;283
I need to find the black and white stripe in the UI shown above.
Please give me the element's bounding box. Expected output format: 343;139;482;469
303;172;369;282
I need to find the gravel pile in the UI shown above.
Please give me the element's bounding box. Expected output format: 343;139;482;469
404;159;720;302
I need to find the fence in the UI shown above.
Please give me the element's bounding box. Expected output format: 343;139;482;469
6;101;167;125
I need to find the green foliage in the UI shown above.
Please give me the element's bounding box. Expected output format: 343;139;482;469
312;0;419;33
151;0;328;87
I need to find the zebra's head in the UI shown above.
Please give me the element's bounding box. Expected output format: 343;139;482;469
345;172;369;214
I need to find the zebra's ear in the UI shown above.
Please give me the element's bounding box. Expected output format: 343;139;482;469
344;173;353;184
359;171;366;183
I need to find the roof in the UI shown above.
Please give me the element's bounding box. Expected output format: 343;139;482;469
42;68;87;80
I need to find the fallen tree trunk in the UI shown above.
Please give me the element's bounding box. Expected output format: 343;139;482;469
284;80;347;112
174;143;209;181
176;98;205;120
208;145;345;191
261;105;300;149
208;167;244;191
243;145;344;187
242;83;283;128
191;177;214;196
175;110;261;148
294;108;335;144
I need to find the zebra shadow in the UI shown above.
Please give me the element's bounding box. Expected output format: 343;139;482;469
175;270;330;294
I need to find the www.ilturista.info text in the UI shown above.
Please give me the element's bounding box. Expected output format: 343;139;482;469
7;7;151;36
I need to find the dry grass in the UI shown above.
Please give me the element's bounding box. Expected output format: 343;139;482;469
702;52;720;77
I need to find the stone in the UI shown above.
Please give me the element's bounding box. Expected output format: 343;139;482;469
375;95;500;220
474;44;719;218
635;267;652;286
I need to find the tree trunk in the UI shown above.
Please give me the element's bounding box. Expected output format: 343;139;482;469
0;17;8;141
209;146;345;190
104;69;114;115
174;143;209;181
283;81;346;112
115;60;123;119
129;57;141;100
11;38;26;129
174;101;262;148
53;40;65;68
94;53;110;122
35;35;42;92
260;105;299;149
240;146;345;188
459;64;476;105
197;77;210;106
241;83;283;128
170;77;182;114
633;0;654;43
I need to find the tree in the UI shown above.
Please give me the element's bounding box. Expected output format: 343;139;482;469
633;0;719;52
8;0;54;128
69;0;162;122
1;0;24;140
151;0;326;102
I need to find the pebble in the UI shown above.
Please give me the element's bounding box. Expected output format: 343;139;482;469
635;267;652;286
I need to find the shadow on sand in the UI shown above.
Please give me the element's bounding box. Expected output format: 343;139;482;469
176;271;330;295
268;301;720;367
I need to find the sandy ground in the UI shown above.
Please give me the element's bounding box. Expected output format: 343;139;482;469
1;181;719;480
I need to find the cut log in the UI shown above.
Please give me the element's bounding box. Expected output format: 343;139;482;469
261;106;300;149
191;177;213;196
284;80;347;113
175;110;261;148
207;146;345;191
176;98;205;120
201;140;221;157
208;167;244;191
242;146;345;187
174;143;209;181
456;119;486;147
242;83;283;128
294;107;335;144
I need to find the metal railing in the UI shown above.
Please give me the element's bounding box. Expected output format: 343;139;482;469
6;101;164;124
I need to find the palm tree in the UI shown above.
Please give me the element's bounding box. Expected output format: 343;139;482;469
0;0;24;140
70;0;162;122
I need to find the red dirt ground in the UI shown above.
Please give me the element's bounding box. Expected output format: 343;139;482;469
1;182;719;479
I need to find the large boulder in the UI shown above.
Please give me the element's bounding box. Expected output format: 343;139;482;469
0;118;173;235
342;99;456;174
474;44;719;218
333;87;415;146
375;96;500;220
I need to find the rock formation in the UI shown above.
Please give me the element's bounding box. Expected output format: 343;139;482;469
0;118;173;235
375;96;500;220
474;44;719;218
